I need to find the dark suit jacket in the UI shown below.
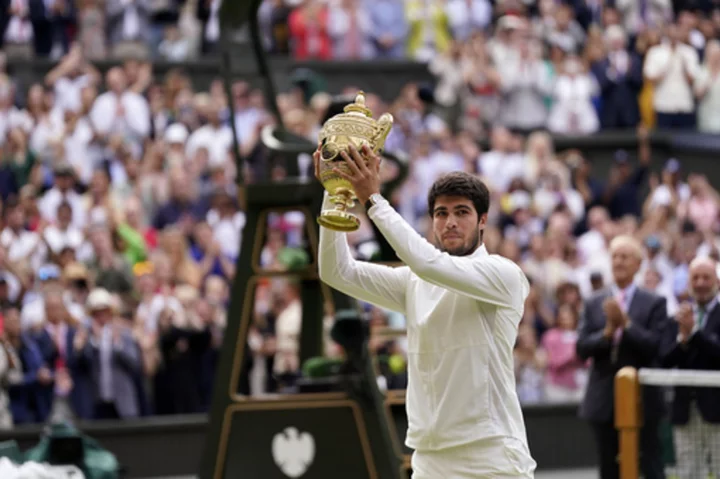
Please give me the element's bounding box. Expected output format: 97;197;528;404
591;54;644;130
660;304;720;425
8;335;52;424
72;326;142;419
577;287;668;424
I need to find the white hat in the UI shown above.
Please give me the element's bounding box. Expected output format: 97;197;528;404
164;123;189;144
86;288;114;312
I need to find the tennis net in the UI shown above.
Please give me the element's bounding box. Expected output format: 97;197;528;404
616;367;720;479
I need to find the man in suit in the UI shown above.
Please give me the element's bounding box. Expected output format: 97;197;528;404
577;235;668;479
590;25;644;130
72;288;141;420
660;256;720;478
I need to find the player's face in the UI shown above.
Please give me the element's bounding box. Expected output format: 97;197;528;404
432;196;484;256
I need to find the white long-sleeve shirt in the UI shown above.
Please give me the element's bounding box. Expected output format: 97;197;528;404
318;193;533;456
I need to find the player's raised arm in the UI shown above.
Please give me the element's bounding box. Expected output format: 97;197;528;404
315;153;409;314
369;199;527;311
332;144;527;312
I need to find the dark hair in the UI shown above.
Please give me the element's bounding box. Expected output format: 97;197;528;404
427;172;490;218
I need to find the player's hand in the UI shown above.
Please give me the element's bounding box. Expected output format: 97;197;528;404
313;145;322;183
333;144;381;205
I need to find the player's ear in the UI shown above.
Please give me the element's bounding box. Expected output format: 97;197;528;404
478;213;488;231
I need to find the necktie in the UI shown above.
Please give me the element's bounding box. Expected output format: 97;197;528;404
617;290;627;313
696;306;707;330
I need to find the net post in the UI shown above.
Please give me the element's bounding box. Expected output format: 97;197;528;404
615;366;641;479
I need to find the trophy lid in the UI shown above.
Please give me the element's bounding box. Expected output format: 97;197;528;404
342;92;372;118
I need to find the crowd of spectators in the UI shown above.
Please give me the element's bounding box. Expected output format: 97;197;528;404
0;0;719;428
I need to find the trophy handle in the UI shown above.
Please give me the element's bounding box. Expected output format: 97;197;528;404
371;113;394;153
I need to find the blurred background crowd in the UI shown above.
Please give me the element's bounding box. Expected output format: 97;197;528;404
0;0;719;429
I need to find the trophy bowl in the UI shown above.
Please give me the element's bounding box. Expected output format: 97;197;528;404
317;92;393;232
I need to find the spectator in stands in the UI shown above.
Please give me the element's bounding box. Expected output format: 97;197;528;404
577;235;668;479
547;54;600;135
73;288;141;419
660;256;720;479
592;25;643;129
445;0;491;42
499;32;551;134
604;131;652;219
288;0;331;60
615;0;672;40
542;303;587;403
0;329;21;429
678;174;720;234
644;24;700;129
405;0;451;62
273;279;302;391
514;323;547;405
5;307;52;424
694;39;720;133
89;67;150;144
367;0;406;59
106;0;151;58
544;3;586;55
328;0;372;60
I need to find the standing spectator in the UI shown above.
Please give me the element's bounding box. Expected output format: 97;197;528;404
73;288;141;419
604;130;652;219
288;0;332;60
644;25;700;129
615;0;673;39
547;55;600;135
4;308;52;424
499;35;552;134
196;0;222;55
0;330;21;428
592;25;644;129
445;0;492;42
577;235;668;479
405;0;451;62
76;0;108;60
660;257;720;479
328;0;372;60
106;0;151;58
694;39;720;133
367;0;406;59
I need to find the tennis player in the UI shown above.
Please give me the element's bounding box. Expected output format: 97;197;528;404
316;144;536;478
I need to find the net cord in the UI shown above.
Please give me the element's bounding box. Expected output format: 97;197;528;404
638;368;720;388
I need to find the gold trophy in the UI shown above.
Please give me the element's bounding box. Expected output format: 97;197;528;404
317;92;394;232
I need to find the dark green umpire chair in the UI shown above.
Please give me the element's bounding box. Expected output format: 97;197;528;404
198;0;408;477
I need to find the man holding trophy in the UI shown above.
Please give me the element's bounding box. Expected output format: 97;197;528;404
316;93;537;478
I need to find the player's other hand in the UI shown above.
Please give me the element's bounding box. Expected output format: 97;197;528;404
313;144;322;183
